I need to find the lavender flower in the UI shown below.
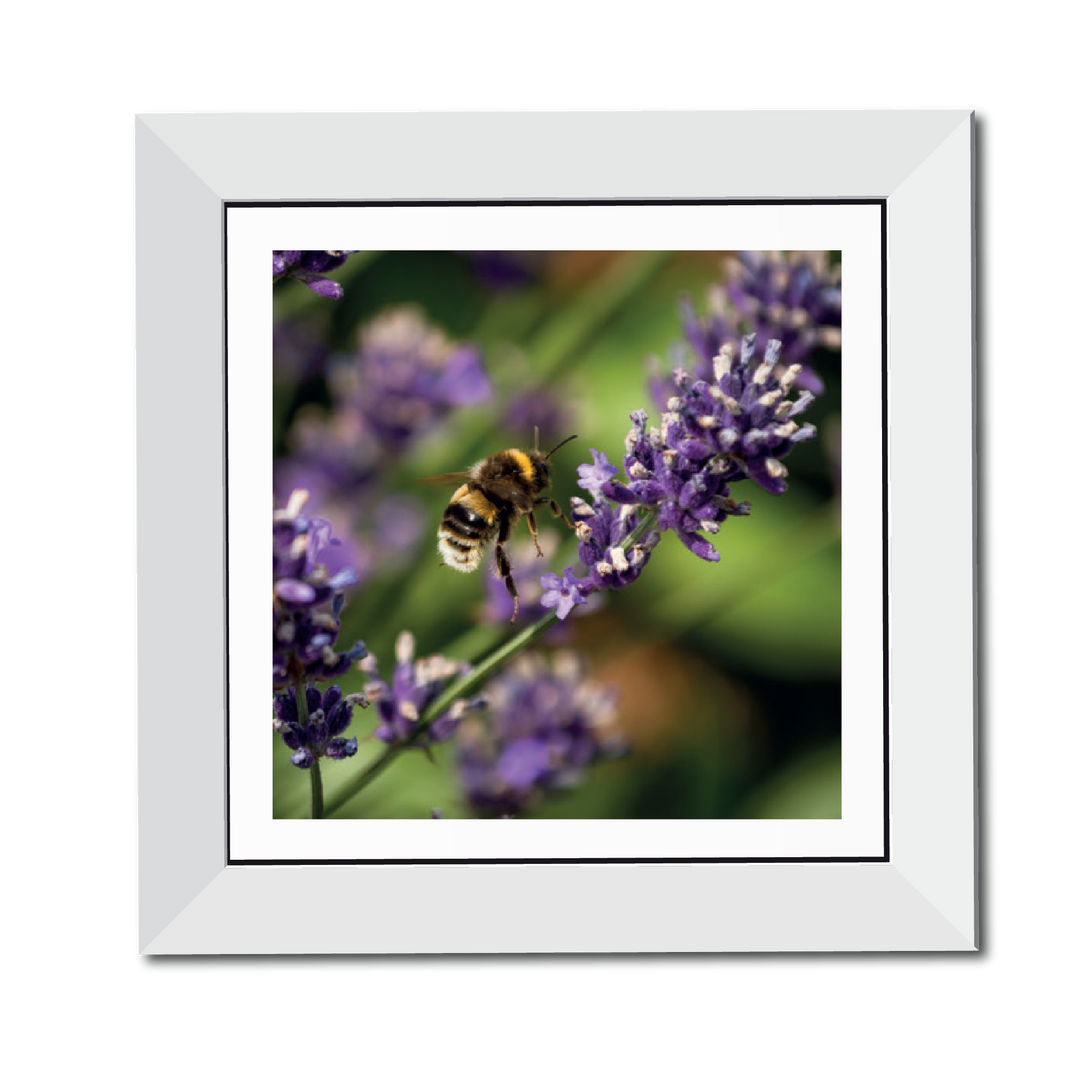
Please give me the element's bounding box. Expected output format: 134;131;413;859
456;652;624;817
329;307;491;451
272;250;359;299
569;496;659;587
680;251;840;395
360;632;485;749
606;336;816;550
542;335;816;610
577;449;618;494
274;454;425;587
272;489;367;688
273;684;367;768
540;567;589;620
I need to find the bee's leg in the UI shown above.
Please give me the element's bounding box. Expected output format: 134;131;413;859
538;497;575;531
496;514;520;622
494;541;519;622
525;510;544;558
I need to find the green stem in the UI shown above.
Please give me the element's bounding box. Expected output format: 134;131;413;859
621;509;660;551
310;757;324;820
292;677;324;819
324;609;561;817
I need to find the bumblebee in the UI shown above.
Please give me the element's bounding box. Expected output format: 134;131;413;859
432;433;578;622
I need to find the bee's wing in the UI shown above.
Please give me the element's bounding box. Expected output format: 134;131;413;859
415;471;472;486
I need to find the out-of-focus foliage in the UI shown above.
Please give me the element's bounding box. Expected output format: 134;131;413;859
273;251;842;819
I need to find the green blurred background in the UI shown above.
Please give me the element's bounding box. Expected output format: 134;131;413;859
272;251;841;819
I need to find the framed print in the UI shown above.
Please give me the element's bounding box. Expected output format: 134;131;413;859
245;218;870;859
136;112;976;953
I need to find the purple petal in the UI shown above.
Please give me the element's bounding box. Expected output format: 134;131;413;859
676;530;721;562
577;449;618;494
306;277;344;300
497;738;550;789
438;347;492;405
275;579;316;604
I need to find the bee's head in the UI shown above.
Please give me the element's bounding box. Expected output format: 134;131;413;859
529;455;548;490
530;431;577;491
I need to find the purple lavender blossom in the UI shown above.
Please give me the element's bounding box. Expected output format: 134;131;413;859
601;336;816;558
549;335;815;606
329;307;491;451
456;652;624;817
679;251;840;395
273;684;367;768
273;489;367;688
272;250;360;299
577;449;618;494
540;567;589;620
569;495;660;588
274;454;426;587
273;461;372;582
360;632;485;749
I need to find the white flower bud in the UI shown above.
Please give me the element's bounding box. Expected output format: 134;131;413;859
395;631;415;665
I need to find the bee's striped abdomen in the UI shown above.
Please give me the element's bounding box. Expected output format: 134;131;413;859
437;485;496;572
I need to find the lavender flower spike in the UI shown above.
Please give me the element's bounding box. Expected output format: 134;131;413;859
681;250;841;394
273;684;368;769
273;489;367;687
571;494;660;588
595;335;815;563
361;632;485;748
327;307;492;453
456;651;625;817
272;250;360;299
559;334;816;604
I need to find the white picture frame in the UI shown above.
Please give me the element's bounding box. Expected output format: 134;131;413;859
137;111;976;953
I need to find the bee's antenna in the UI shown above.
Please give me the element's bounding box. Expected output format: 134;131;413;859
544;434;578;460
534;425;540;453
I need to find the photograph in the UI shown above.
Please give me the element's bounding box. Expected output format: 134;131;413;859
270;248;843;821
